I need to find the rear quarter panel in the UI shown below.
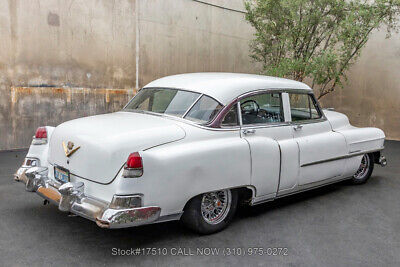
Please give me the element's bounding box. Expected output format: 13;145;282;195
115;124;251;217
324;110;385;177
324;110;385;153
25;126;55;167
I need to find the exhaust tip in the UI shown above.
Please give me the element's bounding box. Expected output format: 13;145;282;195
379;156;387;167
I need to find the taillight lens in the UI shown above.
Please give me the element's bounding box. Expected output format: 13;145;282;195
126;152;143;168
35;127;47;138
123;152;143;178
32;127;47;145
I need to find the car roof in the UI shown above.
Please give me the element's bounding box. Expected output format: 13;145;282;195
143;72;312;105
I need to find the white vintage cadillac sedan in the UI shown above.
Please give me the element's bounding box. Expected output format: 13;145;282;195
14;73;387;234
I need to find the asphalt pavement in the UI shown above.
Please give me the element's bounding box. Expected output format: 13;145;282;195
0;141;399;266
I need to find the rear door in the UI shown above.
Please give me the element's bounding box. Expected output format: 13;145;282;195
288;93;348;185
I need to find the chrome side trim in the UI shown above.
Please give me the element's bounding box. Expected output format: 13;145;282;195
281;92;291;122
237;101;243;127
125;87;313;130
300;148;383;167
276;176;352;199
250;192;276;206
251;175;354;206
240;122;291;129
350;138;385;145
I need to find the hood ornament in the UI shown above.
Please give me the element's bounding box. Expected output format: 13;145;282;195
62;141;81;157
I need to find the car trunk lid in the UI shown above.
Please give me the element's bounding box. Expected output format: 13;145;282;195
48;111;185;184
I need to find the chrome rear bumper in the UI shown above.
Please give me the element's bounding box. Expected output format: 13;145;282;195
14;167;161;229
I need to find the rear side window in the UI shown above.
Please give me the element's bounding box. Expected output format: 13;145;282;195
184;95;222;124
221;104;239;127
289;93;322;121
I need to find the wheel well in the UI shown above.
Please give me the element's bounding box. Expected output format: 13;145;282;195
236;187;254;205
183;187;254;211
372;151;380;164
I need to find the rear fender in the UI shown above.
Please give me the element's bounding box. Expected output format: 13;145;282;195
25;126;55;168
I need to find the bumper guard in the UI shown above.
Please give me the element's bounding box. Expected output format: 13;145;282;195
14;167;161;229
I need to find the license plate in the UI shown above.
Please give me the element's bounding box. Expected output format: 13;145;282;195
54;166;70;183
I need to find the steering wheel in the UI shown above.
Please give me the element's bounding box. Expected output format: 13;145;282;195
258;108;270;118
241;100;259;115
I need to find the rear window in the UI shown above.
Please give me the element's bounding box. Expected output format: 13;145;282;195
125;88;200;117
124;88;222;124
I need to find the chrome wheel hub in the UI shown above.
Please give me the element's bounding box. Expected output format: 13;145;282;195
354;154;370;180
201;190;231;225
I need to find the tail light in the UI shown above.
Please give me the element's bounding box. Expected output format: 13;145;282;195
122;152;143;178
23;157;40;167
32;127;47;145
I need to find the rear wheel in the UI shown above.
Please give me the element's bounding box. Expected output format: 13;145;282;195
350;153;374;184
181;189;238;234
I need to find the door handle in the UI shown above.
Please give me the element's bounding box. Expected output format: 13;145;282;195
293;124;303;131
243;129;256;135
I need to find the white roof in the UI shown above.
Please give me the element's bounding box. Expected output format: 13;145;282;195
143;73;312;105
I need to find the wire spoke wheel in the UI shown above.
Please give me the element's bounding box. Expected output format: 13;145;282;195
201;190;231;225
353;154;370;180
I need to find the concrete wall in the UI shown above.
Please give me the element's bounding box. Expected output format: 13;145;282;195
0;0;257;150
0;0;398;150
0;0;137;89
320;29;400;141
138;0;252;85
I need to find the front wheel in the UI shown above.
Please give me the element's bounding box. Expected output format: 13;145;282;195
350;153;374;184
181;189;238;234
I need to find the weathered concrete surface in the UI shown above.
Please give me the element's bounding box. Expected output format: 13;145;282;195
0;0;258;150
1;87;134;150
0;0;139;150
319;29;400;141
138;0;254;85
0;0;137;89
1;0;398;149
0;141;399;266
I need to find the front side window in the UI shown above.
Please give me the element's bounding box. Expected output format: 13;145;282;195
184;95;222;124
125;88;200;117
240;93;283;125
289;93;322;121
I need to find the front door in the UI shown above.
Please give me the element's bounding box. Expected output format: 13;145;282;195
288;93;348;185
239;92;298;199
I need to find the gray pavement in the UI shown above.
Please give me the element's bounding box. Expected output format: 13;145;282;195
0;141;399;266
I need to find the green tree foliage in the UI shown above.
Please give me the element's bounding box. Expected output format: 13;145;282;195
245;0;400;98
